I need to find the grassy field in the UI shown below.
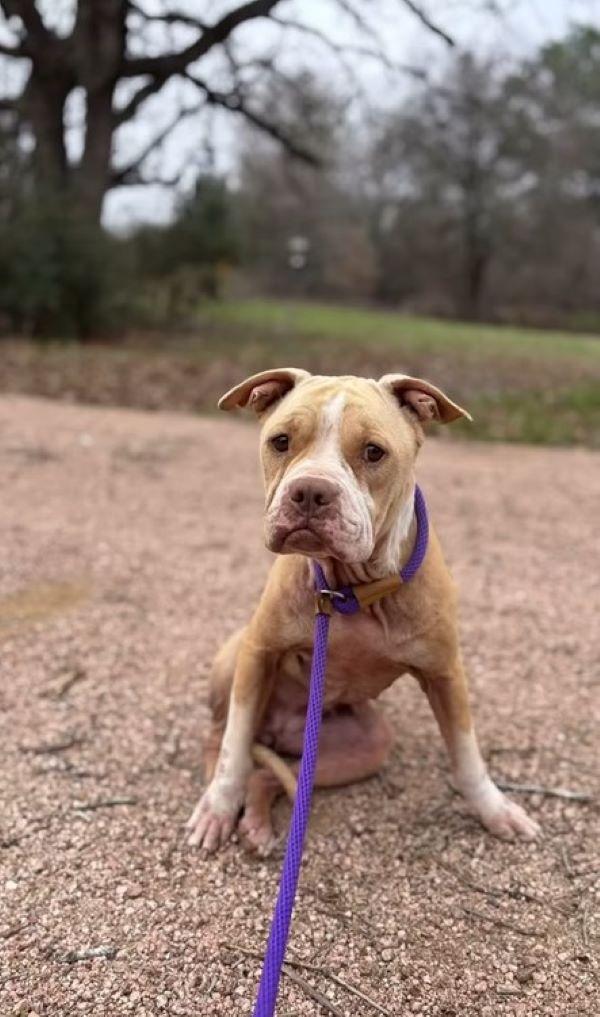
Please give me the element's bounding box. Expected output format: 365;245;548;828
197;299;600;447
204;298;600;358
1;297;599;446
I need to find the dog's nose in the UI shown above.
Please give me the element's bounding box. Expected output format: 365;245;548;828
288;477;338;515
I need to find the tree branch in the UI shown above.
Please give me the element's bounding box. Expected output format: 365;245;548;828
121;0;282;78
127;1;207;31
0;37;26;57
113;168;182;188
111;104;198;185
0;0;52;52
271;14;425;79
113;77;167;127
185;73;320;166
336;0;389;49
400;0;454;47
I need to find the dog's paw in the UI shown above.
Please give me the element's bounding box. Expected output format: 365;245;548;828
238;811;278;857
186;782;243;852
475;784;541;841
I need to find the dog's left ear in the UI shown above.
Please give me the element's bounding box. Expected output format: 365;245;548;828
379;374;472;424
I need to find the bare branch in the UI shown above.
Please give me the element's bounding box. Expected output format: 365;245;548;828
122;0;282;78
270;19;369;104
115;170;182;188
113;77;167;127
336;0;390;49
0;37;26;57
127;1;207;31
111;104;198;185
401;0;454;47
1;0;53;51
185;72;320;166
271;14;425;79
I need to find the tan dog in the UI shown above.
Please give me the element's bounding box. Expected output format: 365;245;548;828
187;369;540;853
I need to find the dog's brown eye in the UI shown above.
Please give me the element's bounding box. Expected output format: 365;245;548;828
365;443;386;463
271;434;289;453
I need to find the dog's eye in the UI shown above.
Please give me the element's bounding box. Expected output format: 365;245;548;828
271;434;289;453
364;443;386;463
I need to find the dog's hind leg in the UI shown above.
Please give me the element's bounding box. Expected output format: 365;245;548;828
239;702;393;855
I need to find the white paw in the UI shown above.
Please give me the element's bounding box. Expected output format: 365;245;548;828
186;781;243;852
471;781;541;841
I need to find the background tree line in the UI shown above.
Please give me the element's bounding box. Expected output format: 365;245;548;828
0;2;599;336
235;25;600;329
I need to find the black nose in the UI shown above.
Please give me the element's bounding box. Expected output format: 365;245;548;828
288;477;338;514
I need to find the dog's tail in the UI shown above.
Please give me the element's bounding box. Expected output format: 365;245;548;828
251;743;297;801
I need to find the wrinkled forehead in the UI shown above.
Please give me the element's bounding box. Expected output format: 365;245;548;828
263;376;402;445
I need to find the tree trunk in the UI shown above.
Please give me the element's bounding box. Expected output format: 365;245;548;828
460;151;490;320
21;66;71;193
463;233;489;320
70;0;128;224
74;82;116;223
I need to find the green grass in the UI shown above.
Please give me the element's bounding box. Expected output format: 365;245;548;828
469;382;600;446
202;298;600;360
194;298;600;447
1;297;599;447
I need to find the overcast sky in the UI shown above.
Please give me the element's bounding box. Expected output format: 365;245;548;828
2;0;600;227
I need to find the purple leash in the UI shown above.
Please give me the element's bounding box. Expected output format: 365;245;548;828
252;485;429;1017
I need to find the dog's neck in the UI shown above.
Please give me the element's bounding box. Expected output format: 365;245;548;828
316;481;416;587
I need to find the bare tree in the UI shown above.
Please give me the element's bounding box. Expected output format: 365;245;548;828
371;53;525;317
0;0;453;223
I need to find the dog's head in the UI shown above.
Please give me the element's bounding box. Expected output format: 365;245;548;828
219;369;470;564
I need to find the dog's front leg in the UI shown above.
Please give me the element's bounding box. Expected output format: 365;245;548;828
187;642;269;851
417;658;540;840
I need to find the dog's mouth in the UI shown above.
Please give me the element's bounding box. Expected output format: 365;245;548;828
270;526;327;555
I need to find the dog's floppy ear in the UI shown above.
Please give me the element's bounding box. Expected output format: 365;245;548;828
218;368;311;416
379;373;472;425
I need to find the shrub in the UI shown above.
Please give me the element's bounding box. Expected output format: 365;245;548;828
0;193;134;339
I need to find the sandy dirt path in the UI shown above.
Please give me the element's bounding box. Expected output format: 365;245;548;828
0;395;598;1017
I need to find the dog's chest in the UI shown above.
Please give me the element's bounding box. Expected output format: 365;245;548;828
281;611;403;705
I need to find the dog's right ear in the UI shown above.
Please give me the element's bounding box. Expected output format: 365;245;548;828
218;368;311;416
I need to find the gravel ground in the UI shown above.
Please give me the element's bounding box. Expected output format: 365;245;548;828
0;394;598;1017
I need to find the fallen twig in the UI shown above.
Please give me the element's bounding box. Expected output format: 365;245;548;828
440;862;571;916
559;844;574;878
318;969;392;1016
222;941;392;1015
496;984;524;997
63;944;117;963
282;965;344;1017
41;667;87;700
496;780;595;802
461;906;543;938
581;899;591;949
73;795;138;812
311;902;375;940
20;734;84;755
1;924;25;940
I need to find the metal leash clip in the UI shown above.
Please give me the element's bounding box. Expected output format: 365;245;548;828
315;587;347;616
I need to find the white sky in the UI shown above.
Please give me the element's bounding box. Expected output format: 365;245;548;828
1;1;600;227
